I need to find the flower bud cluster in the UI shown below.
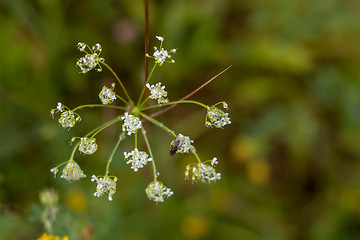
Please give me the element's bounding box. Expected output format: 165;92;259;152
205;103;231;128
79;137;98;155
76;42;104;73
91;175;117;201
121;112;142;135
50;102;81;129
145;180;173;203
124;148;152;172
185;157;221;183
146;82;169;104
99;83;117;105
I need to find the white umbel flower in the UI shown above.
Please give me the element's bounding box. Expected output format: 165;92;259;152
205;105;231;128
99;83;116;105
91;175;117;201
60;160;86;181
76;43;104;73
145;180;173;203
146;82;169;104
79;137;98;155
185;157;221;183
124;148;152;172
121;112;142;135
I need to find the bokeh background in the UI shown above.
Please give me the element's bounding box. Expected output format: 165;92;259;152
1;0;360;239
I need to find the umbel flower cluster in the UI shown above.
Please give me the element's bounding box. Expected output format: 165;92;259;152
50;37;231;203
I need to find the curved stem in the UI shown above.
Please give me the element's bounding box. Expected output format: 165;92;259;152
139;112;176;137
90;117;122;138
115;94;128;105
137;63;157;106
142;100;208;111
192;150;202;164
105;132;126;174
72;104;126;112
101;62;134;105
141;129;157;180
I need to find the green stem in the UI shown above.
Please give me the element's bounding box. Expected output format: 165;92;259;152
141;129;157;180
90;117;122;138
139;112;176;137
142;100;208;111
72;104;126;112
102;62;134;105
135;132;138;148
70;117;122;159
115;94;128;105
192;150;202;164
105;132;126;174
140;96;151;108
137;63;157;106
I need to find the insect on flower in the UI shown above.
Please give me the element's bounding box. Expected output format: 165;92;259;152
169;138;182;156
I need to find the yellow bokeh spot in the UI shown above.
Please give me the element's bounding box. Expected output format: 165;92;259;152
231;136;259;164
37;233;69;240
246;161;271;185
341;189;360;213
181;216;209;239
66;189;87;213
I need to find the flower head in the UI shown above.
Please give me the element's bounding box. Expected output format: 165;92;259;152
79;137;98;155
60;160;86;181
146;36;176;66
185;157;221;183
121;112;142;135
145;180;173;203
51;102;81;129
124;148;152;172
91;175;117;201
146;82;169;104
205;103;231;128
169;134;194;155
76;42;104;73
99;83;116;105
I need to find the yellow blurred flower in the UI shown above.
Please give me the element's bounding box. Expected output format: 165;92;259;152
230;136;259;164
37;233;69;240
66;189;87;212
246;161;271;185
181;216;209;239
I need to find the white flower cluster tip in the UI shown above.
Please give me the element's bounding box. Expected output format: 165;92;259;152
79;137;98;155
146;82;169;104
124;148;152;172
146;36;176;66
205;103;231;128
99;83;116;105
91;175;117;201
76;42;104;74
185;157;221;183
145;180;173;203
50;102;81;129
121;112;142;135
51;160;86;182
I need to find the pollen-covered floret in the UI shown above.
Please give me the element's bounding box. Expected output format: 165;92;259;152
185;157;221;183
145;180;173;203
79;137;98;155
124;148;152;172
146;36;176;66
51;102;81;129
99;83;116;105
91;175;117;201
205;103;231;128
76;43;104;74
146;82;169;104
60;160;86;181
121;112;142;136
170;134;194;154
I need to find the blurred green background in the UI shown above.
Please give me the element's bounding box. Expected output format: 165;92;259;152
1;0;360;239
